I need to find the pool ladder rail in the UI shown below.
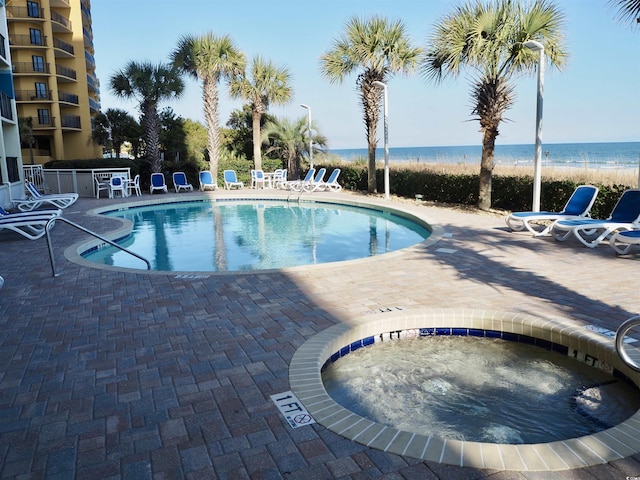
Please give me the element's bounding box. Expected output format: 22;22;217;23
45;216;151;276
616;315;640;372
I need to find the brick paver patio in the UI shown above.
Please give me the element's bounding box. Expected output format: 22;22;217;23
1;189;639;479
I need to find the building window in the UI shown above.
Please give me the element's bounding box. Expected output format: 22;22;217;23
37;108;50;125
32;55;45;73
29;29;43;46
34;82;47;99
27;1;40;18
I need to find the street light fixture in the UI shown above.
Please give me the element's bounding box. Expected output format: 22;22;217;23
372;81;390;200
300;104;313;169
524;40;545;212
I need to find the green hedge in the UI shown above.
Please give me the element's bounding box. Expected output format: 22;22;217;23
314;163;633;219
45;158;632;217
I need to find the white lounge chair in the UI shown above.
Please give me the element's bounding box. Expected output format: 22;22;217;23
505;185;599;236
14;182;79;212
173;172;194;192
199;171;217;191
551;189;640;248
301;168;327;192
224;170;244;189
0;207;62;240
150;173;168;194
284;168;315;191
318;169;342;192
609;229;640;255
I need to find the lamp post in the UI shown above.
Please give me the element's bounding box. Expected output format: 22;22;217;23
524;40;545;212
372;81;390;200
300;104;313;169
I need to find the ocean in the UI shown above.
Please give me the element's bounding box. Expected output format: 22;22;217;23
330;142;640;170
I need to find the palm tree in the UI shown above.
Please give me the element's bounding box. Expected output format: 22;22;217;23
421;0;567;210
320;16;422;193
262;116;328;179
609;0;640;24
229;55;293;171
92;108;139;159
171;33;246;180
110;61;184;172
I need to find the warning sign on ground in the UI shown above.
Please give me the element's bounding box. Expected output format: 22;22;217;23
270;391;315;429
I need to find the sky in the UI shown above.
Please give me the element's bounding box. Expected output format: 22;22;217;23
90;0;639;150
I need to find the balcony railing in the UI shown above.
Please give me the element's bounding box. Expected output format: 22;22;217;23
58;91;79;105
0;92;14;121
9;33;48;47
53;37;74;55
51;11;72;31
89;97;100;112
61;114;81;129
15;89;53;101
7;6;45;20
12;62;51;74
55;64;77;80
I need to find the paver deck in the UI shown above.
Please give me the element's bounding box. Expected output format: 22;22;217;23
1;189;639;479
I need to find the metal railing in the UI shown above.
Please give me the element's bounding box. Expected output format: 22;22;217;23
615;316;640;372
45;217;150;276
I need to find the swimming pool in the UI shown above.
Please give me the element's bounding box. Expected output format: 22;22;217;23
81;199;431;272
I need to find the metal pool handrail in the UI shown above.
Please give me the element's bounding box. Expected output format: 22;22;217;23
45;217;151;276
615;315;640;372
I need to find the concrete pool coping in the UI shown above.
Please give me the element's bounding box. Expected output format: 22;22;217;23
289;308;640;471
62;192;445;276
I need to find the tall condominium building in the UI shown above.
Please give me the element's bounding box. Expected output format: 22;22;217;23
0;0;24;209
7;0;100;164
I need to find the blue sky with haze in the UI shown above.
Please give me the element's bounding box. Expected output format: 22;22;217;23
92;0;639;150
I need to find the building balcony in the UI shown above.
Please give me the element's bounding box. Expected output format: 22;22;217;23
7;6;45;21
53;37;74;58
0;92;14;121
55;64;76;81
51;11;72;33
15;89;53;102
85;50;95;69
9;33;48;48
89;97;100;113
61;114;81;129
58;91;79;105
51;0;71;7
12;62;51;75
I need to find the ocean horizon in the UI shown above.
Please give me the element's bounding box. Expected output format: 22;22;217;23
329;141;640;170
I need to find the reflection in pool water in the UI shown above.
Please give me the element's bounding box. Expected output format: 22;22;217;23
84;200;430;272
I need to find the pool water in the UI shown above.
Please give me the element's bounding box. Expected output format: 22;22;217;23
84;200;430;272
322;335;640;444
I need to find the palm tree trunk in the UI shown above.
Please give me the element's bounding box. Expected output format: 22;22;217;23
478;129;497;210
203;78;220;179
143;104;162;173
252;109;262;170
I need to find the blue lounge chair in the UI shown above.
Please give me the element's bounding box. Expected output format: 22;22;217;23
609;229;640;255
173;172;194;193
285;168;316;191
318;169;342;192
0;207;62;240
302;168;327;192
505;185;599;236
223;170;244;189
199;171;217;191
150;173;168;194
551;189;640;248
14;181;79;212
